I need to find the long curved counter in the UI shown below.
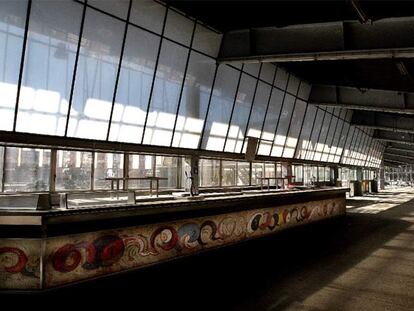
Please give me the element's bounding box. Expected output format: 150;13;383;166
0;187;348;290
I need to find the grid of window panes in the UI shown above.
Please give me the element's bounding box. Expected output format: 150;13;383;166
0;145;308;193
0;0;383;167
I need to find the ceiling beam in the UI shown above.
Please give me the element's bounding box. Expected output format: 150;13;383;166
351;111;414;134
384;152;414;161
309;85;414;115
374;130;414;146
384;159;410;165
383;153;414;164
219;17;414;63
387;145;414;155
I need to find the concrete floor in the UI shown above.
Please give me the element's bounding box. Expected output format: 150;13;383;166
4;188;414;310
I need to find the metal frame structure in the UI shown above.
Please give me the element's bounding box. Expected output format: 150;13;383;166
0;0;383;194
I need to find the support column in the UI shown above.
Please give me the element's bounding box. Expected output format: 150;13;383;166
333;166;339;186
379;165;385;190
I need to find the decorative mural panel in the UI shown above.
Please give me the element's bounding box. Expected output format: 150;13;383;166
0;239;41;289
44;197;345;288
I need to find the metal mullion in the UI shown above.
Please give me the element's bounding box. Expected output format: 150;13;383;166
170;21;197;147
312;108;331;162
222;64;245;152
352;128;365;166
363;135;375;167
328;110;349;161
310;108;328;161
316;109;334;162
371;142;378;167
293;99;310;159
359;131;373;167
347;128;360;166
219;159;223;187
357;130;370;166
351;130;365;166
322;109;341;162
106;0;133;141
269;73;291;156
123;152;129;190
49;149;57;192
198;64;219;149
140;6;168;144
258;66;279;151
339;118;354;164
13;0;32;132
281;81;302;157
64;0;87;136
91;150;95;190
366;140;375;168
346;127;359;165
1;147;6;192
239;65;264;153
303;107;320;160
369;142;378;168
374;142;382;167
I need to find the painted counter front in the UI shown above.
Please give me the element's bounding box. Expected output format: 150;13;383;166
0;189;346;290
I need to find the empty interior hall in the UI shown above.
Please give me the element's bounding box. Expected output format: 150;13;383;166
0;1;414;310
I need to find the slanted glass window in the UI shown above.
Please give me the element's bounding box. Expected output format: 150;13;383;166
225;74;256;153
252;162;264;185
16;0;82;136
4;147;51;192
201;65;240;151
336;120;351;163
192;23;222;57
314;110;333;162
257;88;284;155
56;150;92;191
283;98;307;158
67;8;124;140
222;161;236;186
245;82;271;149
328;118;344;162
274;67;288;90
271;94;295;157
305;108;325;160
164;9;194;46
88;0;130;20
94;152;124;190
294;105;317;159
243;63;260;78
108;26;160;143
143;40;188;146
199;158;220;187
172;51;216;149
237;161;250;186
128;154;154;189
130;0;166;34
260;64;276;84
0;0;28;131
155;156;178;188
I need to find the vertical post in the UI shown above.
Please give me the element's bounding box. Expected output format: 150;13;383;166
91;151;95;191
123;152;129;190
249;161;252;186
49;149;57;192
